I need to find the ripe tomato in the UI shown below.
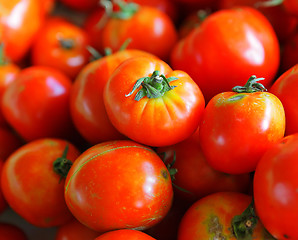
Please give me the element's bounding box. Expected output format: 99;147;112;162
0;128;23;161
94;229;155;240
199;76;285;174
170;7;280;102
59;0;99;11
70;49;156;145
1;138;80;227
55;218;101;240
65;140;173;232
100;2;178;61
0;160;7;214
280;32;298;72
157;127;251;203
0;0;44;62
104;56;205;147
270;64;298;136
254;133;298;239
2;66;75;142
0;222;28;240
177;192;275;240
283;0;298;16
31;17;90;79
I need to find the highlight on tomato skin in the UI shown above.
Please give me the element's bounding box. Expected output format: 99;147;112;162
94;229;156;240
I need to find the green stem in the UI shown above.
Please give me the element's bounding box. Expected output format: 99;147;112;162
232;75;267;93
0;43;8;65
100;0;139;19
254;0;283;8
53;144;73;183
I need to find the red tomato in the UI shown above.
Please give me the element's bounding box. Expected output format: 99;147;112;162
199;76;285;174
1;138;80;227
280;32;298;72
2;66;75;142
95;229;155;240
31;17;90;79
269;64;298;136
177;192;275;240
283;0;298;16
0;222;28;240
0;128;23;161
100;3;178;61
70;49;156;145
0;160;7;214
55;218;101;240
254;133;298;239
157;127;251;203
59;0;99;11
65;140;173;232
0;0;44;62
170;7;280;102
104;56;205;147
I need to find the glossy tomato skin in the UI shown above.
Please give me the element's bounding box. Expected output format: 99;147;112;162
101;6;178;61
65;140;173;232
104;56;205;147
0;0;44;62
270;64;298;136
157;127;251;203
254;134;298;239
0;223;28;240
2;66;74;142
170;7;280;102
31;17;90;79
1;138;80;227
199;90;285;174
95;229;156;240
177;192;275;240
55;218;101;240
70;50;156;145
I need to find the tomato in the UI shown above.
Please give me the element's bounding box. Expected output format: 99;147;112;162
59;0;99;11
1;138;80;227
95;229;155;240
177;192;275;240
254;133;298;239
283;0;298;16
70;49;156;145
280;32;298;72
199;76;285;174
0;222;28;240
0;0;44;63
31;17;90;79
100;2;178;61
170;7;280;102
0;128;23;161
0;160;7;214
104;56;205;147
269;64;298;136
2;66;75;142
55;218;101;240
157;127;251;203
65;140;173;232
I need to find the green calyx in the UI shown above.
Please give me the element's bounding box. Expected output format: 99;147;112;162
53;144;73;183
100;0;139;20
232;75;267;93
125;70;177;101
254;0;283;8
0;43;8;66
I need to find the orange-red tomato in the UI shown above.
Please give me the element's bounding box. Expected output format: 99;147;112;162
280;32;298;72
95;229;156;240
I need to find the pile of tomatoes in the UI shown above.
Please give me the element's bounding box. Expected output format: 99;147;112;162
0;0;298;239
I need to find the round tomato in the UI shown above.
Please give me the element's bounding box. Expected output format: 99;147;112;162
2;66;75;142
254;133;298;239
70;49;156;145
95;229;155;240
170;7;280;102
199;76;285;174
280;33;298;72
64;140;173;232
0;223;28;240
177;192;275;240
1;138;80;227
104;56;205;147
0;128;23;161
0;160;7;214
31;17;90;79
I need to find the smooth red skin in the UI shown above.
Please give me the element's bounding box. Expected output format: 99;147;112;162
1;138;80;227
55;218;101;240
70;50;156;145
2;66;74;142
269;64;298;136
0;0;44;62
31;17;90;79
0;223;28;240
177;192;273;240
95;229;156;240
170;7;280;102
0;63;20;127
254;134;298;240
283;0;298;16
65;140;173;232
280;33;298;73
59;0;99;11
199;91;285;174
0;128;23;161
101;6;178;61
218;0;298;43
157;127;251;203
104;56;205;147
0;160;7;214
